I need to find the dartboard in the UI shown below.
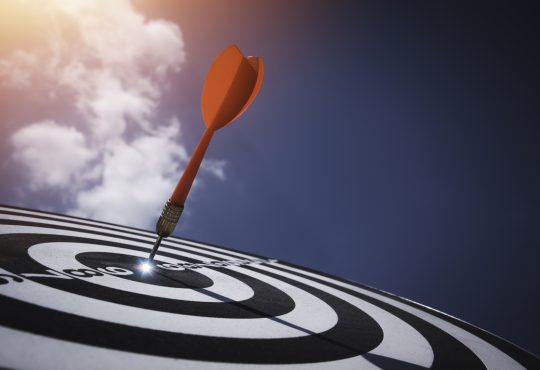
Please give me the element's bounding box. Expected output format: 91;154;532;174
0;205;536;369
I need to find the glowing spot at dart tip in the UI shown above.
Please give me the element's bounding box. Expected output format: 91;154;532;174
139;262;153;273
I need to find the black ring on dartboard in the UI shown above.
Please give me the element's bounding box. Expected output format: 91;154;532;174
166;227;539;369
0;231;295;318
0;230;383;364
156;231;537;369
1;211;537;368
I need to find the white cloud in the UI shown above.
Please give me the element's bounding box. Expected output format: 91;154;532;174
11;120;95;189
202;159;227;180
70;119;186;226
4;1;226;229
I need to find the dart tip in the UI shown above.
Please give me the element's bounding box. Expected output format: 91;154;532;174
148;235;163;262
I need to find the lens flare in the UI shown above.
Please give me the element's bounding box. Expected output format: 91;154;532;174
139;262;153;273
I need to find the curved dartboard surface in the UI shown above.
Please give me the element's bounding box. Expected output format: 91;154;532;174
0;206;537;369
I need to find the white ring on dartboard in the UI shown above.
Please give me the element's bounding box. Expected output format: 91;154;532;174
3;243;338;338
0;209;534;369
0;233;387;364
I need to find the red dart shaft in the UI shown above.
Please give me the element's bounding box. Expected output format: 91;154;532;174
170;127;214;206
149;127;215;261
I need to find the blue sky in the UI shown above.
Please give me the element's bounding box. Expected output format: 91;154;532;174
0;0;538;355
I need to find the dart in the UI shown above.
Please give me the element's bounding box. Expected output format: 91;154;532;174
148;45;265;261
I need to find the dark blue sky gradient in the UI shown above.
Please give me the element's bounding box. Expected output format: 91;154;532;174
139;1;540;354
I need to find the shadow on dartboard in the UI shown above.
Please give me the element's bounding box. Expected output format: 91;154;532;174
0;205;538;369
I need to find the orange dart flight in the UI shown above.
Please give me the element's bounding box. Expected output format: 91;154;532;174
148;45;264;261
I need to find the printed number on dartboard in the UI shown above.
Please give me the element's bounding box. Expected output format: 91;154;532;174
62;267;133;278
0;274;23;285
14;267;134;281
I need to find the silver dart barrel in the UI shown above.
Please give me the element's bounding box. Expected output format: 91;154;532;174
148;201;184;261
